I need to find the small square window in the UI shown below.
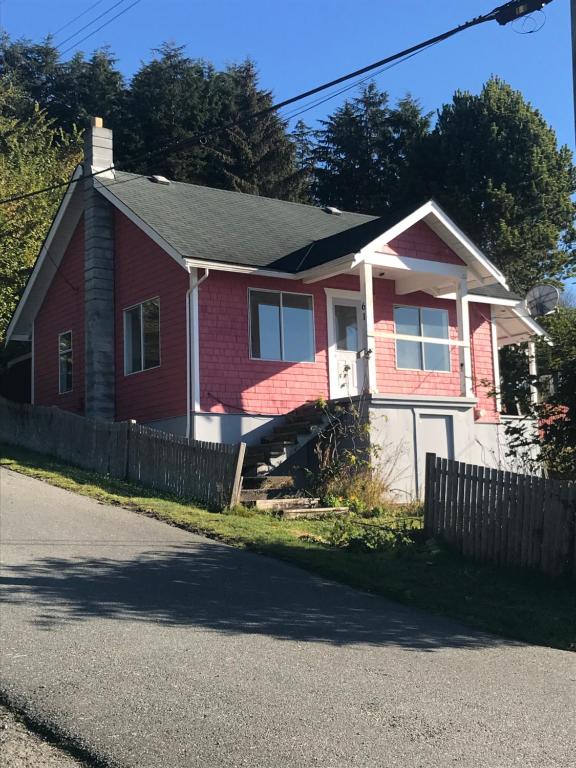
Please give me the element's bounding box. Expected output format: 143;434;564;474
394;306;451;372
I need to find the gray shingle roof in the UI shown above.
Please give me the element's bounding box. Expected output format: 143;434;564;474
469;284;523;301
100;172;378;272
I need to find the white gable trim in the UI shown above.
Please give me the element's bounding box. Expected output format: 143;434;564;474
6;166;84;343
357;199;509;290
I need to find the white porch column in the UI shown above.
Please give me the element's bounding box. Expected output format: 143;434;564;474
490;307;502;412
456;277;474;397
527;341;538;404
359;261;378;394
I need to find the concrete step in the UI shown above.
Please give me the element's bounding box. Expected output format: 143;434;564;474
253;497;320;511
279;506;349;520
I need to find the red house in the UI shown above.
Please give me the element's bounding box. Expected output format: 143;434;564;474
7;119;545;497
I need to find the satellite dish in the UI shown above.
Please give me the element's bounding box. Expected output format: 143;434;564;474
525;284;560;317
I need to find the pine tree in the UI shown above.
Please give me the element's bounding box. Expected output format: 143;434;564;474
207;60;300;199
313;84;430;214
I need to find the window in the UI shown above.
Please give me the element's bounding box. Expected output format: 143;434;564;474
394;306;450;372
249;290;315;362
58;331;73;393
124;298;160;375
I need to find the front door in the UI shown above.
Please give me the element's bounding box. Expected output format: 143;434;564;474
331;299;365;398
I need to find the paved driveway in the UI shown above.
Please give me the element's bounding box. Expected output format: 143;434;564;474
0;468;574;767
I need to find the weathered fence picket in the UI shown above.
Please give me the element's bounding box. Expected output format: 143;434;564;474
0;396;245;510
424;453;575;577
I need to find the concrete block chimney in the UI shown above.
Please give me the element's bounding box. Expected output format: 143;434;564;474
84;117;116;421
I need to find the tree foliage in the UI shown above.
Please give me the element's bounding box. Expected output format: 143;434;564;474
313;84;431;213
414;77;576;294
0;80;82;341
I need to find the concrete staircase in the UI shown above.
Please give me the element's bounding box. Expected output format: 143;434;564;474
240;404;348;519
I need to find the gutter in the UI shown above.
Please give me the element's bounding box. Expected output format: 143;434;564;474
186;267;210;440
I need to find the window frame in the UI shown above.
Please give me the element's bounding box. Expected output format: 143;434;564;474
123;297;161;376
248;287;316;363
393;305;452;373
58;330;73;395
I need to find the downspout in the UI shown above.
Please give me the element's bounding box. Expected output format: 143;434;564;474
186;266;210;439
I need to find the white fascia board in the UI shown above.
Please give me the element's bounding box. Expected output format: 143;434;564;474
436;292;520;307
95;179;188;271
184;258;296;280
427;200;509;289
6;165;83;343
511;307;548;338
359;200;435;253
363;252;467;280
300;254;357;283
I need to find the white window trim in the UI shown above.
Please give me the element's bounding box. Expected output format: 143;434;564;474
393;305;452;374
248;287;316;363
123;297;161;376
58;330;73;394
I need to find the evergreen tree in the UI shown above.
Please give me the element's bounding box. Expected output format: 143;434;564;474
120;43;218;181
207;60;301;199
291;119;316;203
415;77;576;294
313;84;431;214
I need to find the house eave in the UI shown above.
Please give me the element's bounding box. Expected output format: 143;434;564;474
5;165;84;344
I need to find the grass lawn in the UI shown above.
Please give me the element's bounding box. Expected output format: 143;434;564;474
1;442;574;651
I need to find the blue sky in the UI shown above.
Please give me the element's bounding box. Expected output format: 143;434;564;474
1;0;573;151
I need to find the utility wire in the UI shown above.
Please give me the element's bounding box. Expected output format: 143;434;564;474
58;0;139;54
52;0;110;37
0;0;553;207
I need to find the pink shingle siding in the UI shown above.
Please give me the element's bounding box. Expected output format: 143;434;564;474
114;212;188;423
34;218;85;413
381;222;466;265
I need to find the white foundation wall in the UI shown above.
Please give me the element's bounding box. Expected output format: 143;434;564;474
369;398;535;501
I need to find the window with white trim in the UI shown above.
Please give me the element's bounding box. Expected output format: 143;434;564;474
58;331;73;393
249;289;315;362
394;306;451;372
124;298;160;375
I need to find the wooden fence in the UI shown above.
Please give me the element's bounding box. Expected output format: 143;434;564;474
424;453;576;577
0;396;245;510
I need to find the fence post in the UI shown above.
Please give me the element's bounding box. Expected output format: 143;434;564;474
229;442;246;508
423;452;435;534
123;419;136;481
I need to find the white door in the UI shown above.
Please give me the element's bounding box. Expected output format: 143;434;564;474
331;300;365;398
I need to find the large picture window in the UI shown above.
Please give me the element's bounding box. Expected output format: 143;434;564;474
249;290;315;362
58;331;73;394
394;306;451;372
124;298;160;375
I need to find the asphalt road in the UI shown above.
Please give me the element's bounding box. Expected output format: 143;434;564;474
0;468;574;768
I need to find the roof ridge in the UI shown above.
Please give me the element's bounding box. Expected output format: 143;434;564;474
112;171;378;221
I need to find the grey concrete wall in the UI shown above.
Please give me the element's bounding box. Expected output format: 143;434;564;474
369;398;536;501
84;126;115;421
144;415;188;437
194;413;279;445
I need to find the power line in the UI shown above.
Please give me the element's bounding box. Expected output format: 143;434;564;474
52;0;110;37
0;0;554;207
57;0;138;53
